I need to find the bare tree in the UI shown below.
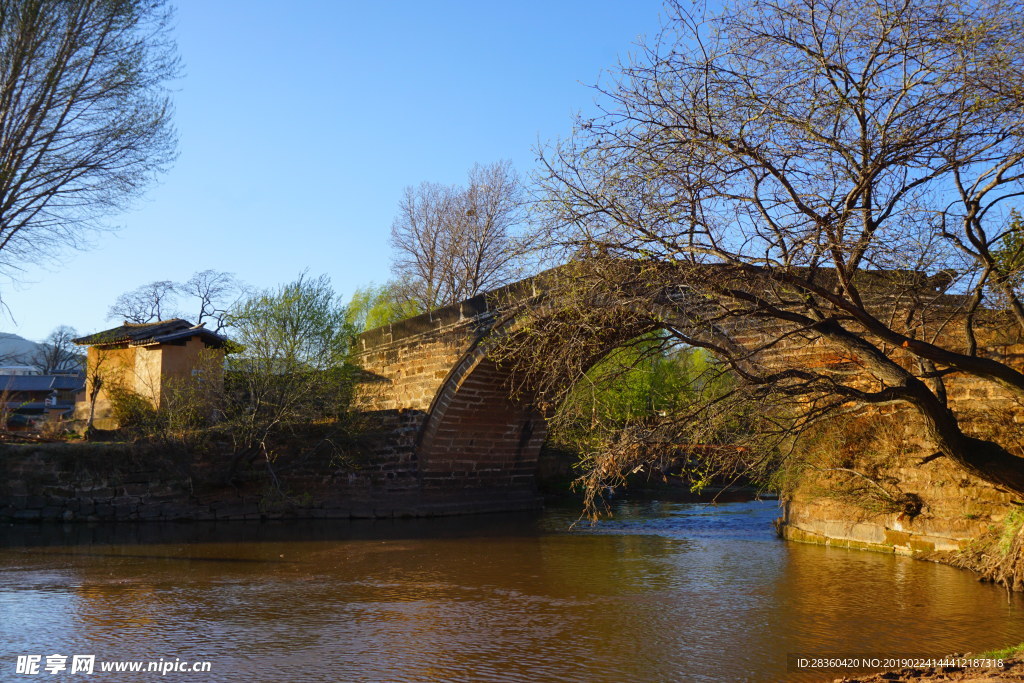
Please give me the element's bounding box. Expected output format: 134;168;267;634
107;271;244;328
83;346;112;437
456;161;530;297
390;181;460;311
0;0;178;280
179;270;244;332
526;0;1024;495
108;280;179;323
33;325;81;374
390;161;527;312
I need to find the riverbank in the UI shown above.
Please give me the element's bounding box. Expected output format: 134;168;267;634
773;405;1024;594
836;656;1024;682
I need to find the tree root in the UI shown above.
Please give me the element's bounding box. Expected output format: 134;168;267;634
949;516;1024;593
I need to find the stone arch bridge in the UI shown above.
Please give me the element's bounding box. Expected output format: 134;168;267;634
350;270;785;514
350;264;981;515
352;279;550;513
346;266;1024;571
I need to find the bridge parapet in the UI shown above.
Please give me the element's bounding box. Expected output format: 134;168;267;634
355;276;542;355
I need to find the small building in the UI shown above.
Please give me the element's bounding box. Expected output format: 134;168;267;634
72;319;229;428
0;374;85;430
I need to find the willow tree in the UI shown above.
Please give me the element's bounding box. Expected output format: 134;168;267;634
528;0;1024;495
0;0;178;279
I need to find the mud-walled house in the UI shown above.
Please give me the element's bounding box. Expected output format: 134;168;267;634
72;320;229;429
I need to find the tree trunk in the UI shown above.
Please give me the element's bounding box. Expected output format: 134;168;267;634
935;432;1024;496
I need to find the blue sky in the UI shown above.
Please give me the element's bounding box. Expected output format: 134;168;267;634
1;1;665;342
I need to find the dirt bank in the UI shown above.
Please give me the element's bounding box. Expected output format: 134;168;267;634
835;656;1024;682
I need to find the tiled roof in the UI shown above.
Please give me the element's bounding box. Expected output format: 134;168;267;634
0;375;84;393
73;319;228;348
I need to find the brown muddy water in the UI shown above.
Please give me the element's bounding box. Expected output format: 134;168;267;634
1;498;1022;682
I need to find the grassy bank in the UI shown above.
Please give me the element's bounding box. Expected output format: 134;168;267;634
981;642;1024;660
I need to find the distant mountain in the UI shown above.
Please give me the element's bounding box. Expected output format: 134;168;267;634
0;333;41;366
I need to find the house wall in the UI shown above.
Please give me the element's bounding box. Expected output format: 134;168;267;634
78;346;136;427
158;338;224;404
76;339;225;427
132;346;163;404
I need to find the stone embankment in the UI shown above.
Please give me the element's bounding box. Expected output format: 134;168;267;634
0;439;541;523
780;452;1014;557
777;399;1020;564
776;326;1024;570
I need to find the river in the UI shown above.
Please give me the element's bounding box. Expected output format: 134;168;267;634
1;497;1022;682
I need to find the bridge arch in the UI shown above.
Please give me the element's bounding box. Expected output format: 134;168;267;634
351;272;757;510
415;326;547;494
413;300;738;496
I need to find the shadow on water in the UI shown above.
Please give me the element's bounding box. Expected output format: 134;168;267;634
0;487;772;550
0;510;551;550
13;550;298;564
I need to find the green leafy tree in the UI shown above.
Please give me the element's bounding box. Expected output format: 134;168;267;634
547;334;742;496
223;273;356;455
345;282;421;332
992;211;1024;296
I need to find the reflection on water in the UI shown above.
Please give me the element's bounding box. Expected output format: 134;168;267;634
1;499;1022;682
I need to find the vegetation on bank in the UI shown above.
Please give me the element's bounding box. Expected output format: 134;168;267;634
768;411;930;518
951;505;1024;592
981;642;1024;660
101;273;366;491
524;330;779;514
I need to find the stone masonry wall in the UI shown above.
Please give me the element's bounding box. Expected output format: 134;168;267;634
782;454;1016;554
354;318;482;413
780;365;1024;554
0;435;538;523
351;295;544;500
728;305;1024;555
